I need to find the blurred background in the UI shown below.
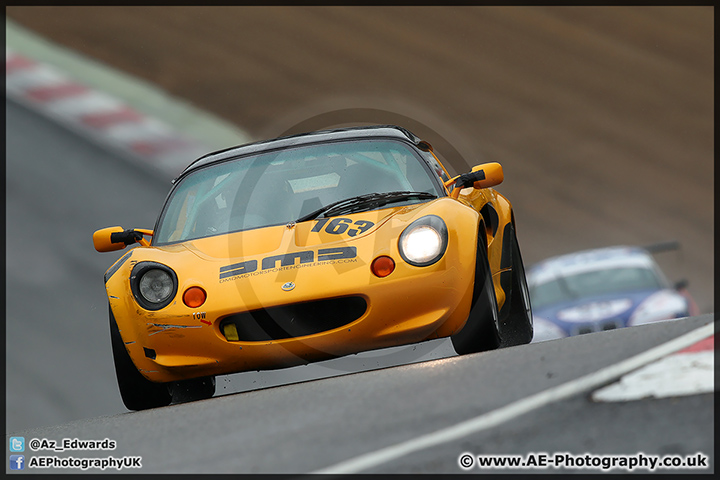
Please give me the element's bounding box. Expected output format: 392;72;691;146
5;6;713;431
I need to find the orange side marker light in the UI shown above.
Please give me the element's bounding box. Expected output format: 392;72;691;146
183;286;207;308
371;256;395;278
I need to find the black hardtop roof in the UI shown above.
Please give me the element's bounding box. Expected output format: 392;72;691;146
179;124;423;178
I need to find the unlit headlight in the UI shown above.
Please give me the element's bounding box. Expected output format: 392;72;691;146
398;215;448;267
140;269;174;303
130;262;178;310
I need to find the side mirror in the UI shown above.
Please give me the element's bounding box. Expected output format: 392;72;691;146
93;226;152;252
469;162;504;189
447;162;504;198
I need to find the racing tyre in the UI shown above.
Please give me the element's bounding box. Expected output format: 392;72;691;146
451;229;501;355
497;224;533;346
109;307;172;411
169;376;216;404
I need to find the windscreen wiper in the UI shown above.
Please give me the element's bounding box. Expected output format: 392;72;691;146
297;191;436;223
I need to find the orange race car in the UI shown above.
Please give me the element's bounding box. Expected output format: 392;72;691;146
93;125;533;410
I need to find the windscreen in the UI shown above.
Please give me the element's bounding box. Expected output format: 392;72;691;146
154;139;445;244
529;267;664;309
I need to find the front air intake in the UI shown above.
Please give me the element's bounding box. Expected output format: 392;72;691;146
220;296;367;341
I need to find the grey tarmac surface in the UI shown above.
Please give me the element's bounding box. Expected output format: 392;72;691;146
8;310;713;474
5;99;168;431
382;392;713;474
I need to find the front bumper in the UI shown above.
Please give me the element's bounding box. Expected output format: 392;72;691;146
112;258;475;383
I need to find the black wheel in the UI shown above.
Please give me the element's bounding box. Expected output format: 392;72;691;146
169;376;216;404
497;224;533;346
451;229;501;355
109;307;172;411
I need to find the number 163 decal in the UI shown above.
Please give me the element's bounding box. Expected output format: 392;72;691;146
312;218;374;236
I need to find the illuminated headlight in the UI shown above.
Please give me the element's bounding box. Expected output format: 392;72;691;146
130;262;178;310
398;215;448;267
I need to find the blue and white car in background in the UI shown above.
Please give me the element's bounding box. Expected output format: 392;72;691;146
527;244;699;342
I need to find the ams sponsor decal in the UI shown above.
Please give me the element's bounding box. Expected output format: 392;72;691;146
219;246;357;282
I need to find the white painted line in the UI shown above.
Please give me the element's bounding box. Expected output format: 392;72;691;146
312;321;715;474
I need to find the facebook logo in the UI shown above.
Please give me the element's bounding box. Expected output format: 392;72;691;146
9;437;24;452
9;455;25;470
